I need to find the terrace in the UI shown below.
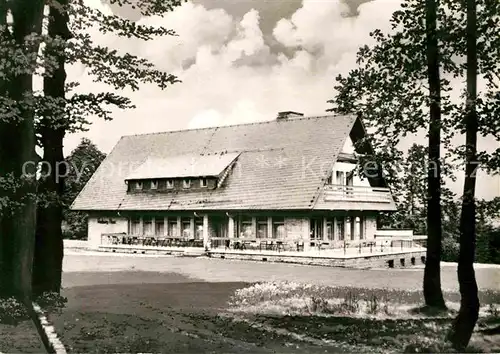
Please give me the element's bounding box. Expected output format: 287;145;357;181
99;230;427;268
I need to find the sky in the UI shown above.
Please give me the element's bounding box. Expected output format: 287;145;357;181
62;0;499;200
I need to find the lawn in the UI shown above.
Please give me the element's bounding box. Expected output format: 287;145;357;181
46;269;500;353
0;321;46;353
2;254;499;353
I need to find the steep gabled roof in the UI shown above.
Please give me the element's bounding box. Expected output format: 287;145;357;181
71;114;395;211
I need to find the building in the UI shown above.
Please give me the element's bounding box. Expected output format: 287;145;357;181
72;113;400;253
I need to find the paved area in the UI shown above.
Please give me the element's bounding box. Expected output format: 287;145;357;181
98;243;426;259
63;251;500;292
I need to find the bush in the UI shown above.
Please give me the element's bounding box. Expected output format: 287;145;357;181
35;292;68;313
366;294;379;314
0;292;68;325
441;236;459;262
0;297;29;324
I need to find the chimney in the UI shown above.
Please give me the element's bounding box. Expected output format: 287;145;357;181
277;111;304;120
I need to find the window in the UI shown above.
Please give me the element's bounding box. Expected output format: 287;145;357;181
346;171;354;186
182;217;192;239
240;216;253;238
135;181;143;190
326;220;334;241
310;218;323;240
166;180;174;189
256;217;268;239
130;218;140;235
167;219;178;237
155;218;164;236
355;216;364;240
346;216;354;240
151;180;158;190
336;217;345;241
200;178;208;188
195;219;203;240
183;179;191;188
143;217;153;235
272;217;285;239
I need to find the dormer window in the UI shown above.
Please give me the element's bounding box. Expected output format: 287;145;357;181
150;180;158;190
166;180;174;189
200;178;207;188
135;181;143;190
183;179;191;188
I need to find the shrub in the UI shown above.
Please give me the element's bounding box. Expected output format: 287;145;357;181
486;303;499;318
332;291;361;314
441;236;459;262
35;292;68;313
366;295;380;315
309;296;331;313
0;297;29;324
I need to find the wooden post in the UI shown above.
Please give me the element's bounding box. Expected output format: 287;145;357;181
139;216;143;236
303;218;310;252
228;215;235;239
344;217;349;244
322;217;327;242
177;217;181;237
164;216;168;236
333;217;337;243
251;217;257;238
190;217;195;240
203;214;209;249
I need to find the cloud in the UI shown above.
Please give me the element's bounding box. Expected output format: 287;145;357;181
64;0;499;200
67;0;400;155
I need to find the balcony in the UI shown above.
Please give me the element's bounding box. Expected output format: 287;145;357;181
323;185;392;203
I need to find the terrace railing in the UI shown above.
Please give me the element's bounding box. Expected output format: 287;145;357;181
100;233;204;248
323;185;392;203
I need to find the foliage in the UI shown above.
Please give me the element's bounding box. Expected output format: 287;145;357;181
0;291;67;324
32;0;183;137
329;0;499;171
440;197;500;264
0;297;29;325
63;138;106;239
34;291;68;314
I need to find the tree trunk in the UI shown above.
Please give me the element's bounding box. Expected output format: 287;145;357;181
423;0;446;309
32;0;70;296
449;0;480;349
0;0;44;300
32;131;66;295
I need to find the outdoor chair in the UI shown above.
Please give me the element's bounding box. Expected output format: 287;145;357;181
259;240;267;251
276;241;285;253
296;241;304;252
194;240;204;248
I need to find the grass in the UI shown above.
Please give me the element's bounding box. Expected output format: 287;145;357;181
0;262;481;353
49;281;345;353
0;321;46;353
43;273;500;353
226;281;500;352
